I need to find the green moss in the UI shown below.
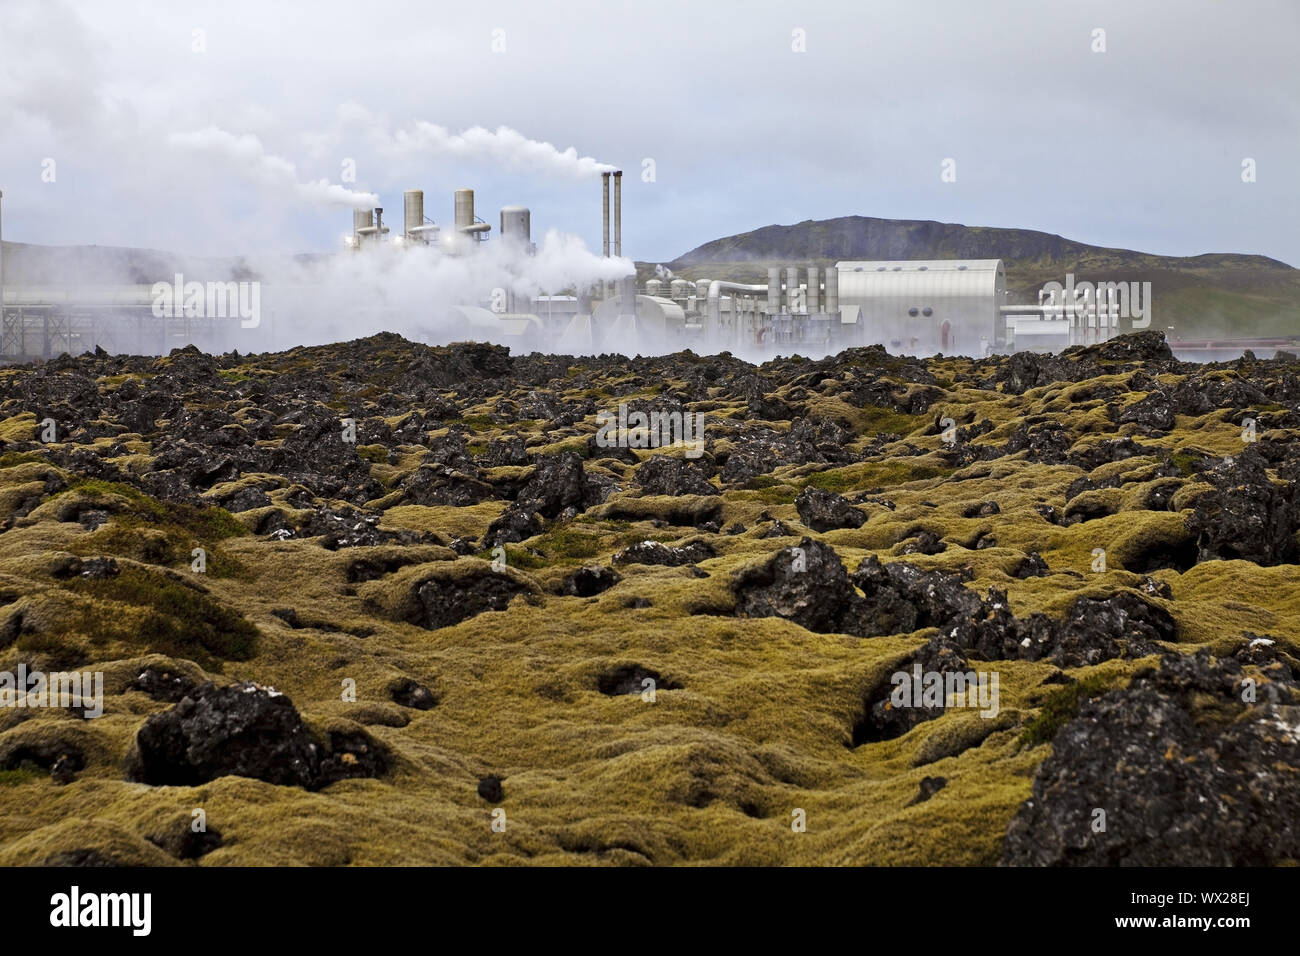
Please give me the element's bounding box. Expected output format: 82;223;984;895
751;484;798;504
0;452;46;469
857;406;922;438
533;528;604;561
74;517;246;578
64;478;247;542
0;768;42;786
804;460;955;493
180;505;249;542
65;566;258;666
474;545;548;570
1019;673;1119;748
1169;449;1199;476
446;415;495;433
539;440;590;458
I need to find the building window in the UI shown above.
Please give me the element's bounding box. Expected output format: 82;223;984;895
908;307;919;317
922;307;933;317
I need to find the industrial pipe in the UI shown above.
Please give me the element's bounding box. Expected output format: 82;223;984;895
706;280;769;330
613;170;622;258
601;173;610;258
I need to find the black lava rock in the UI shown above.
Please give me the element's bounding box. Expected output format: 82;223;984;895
795;487;867;532
126;681;385;790
1002;648;1300;866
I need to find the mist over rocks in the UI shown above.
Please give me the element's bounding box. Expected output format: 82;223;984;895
1;329;1299;865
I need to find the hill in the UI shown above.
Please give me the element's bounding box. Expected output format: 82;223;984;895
643;216;1300;338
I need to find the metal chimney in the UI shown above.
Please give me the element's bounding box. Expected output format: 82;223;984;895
454;188;474;233
807;266;819;313
500;205;531;248
352;207;374;247
786;267;799;313
404;190;424;238
825;265;839;314
767;267;780;313
601;172;610;258
613;170;622;258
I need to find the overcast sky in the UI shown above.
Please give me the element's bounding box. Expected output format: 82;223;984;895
1;0;1296;266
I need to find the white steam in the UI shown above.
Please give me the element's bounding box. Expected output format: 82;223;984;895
226;233;635;353
169;127;380;209
378;121;617;178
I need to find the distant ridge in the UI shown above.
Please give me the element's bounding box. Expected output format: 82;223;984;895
670;215;1291;271
652;215;1299;337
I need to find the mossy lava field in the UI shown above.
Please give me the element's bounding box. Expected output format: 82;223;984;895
0;329;1297;866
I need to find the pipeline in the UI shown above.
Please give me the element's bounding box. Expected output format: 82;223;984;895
706;280;769;331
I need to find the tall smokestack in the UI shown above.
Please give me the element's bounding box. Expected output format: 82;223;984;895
613;170;622;258
404;190;424;238
601;172;610;258
455;188;474;233
352;208;374;248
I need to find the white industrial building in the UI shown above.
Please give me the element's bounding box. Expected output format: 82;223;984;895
833;259;1006;356
625;259;1011;356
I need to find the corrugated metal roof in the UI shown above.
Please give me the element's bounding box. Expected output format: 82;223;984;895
835;260;1003;301
836;259;1002;273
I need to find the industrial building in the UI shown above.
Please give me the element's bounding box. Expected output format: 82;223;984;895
0;178;1137;361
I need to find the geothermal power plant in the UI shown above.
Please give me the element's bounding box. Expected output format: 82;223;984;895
0;179;1143;361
